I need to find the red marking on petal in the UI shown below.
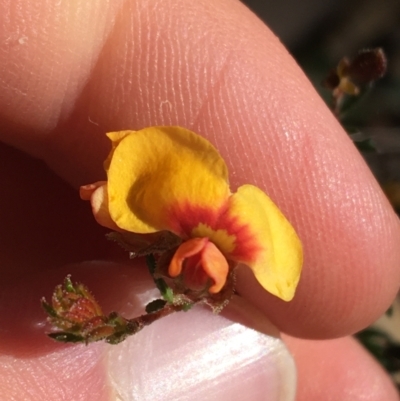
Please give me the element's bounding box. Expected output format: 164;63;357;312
216;210;263;263
166;202;227;238
166;200;263;265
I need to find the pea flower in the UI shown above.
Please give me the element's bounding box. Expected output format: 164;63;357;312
80;126;302;302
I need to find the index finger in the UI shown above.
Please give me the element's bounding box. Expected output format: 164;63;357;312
1;0;399;339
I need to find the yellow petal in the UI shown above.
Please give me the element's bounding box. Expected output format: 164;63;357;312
106;126;230;234
104;131;131;171
337;58;350;78
80;182;121;231
191;223;236;255
224;185;302;301
339;77;360;95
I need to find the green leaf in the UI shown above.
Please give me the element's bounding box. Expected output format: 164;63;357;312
145;299;167;314
64;276;75;293
154;278;174;303
106;333;129;345
146;254;157;275
41;298;57;317
182;303;194;312
48;332;84;343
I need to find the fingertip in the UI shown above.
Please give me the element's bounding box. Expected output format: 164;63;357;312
2;0;400;339
107;299;296;401
283;335;400;401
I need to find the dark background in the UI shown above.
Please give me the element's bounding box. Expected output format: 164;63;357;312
242;0;400;184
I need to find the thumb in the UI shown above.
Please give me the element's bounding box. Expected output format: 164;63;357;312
0;261;296;401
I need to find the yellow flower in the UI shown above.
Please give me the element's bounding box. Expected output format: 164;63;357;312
80;127;302;301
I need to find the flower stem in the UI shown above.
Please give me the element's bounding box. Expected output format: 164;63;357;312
132;303;183;329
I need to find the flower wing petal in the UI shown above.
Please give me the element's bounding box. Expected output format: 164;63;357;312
106;127;230;234
225;185;302;301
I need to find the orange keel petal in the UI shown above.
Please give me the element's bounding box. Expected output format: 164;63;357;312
168;238;229;294
169;238;208;277
201;241;229;294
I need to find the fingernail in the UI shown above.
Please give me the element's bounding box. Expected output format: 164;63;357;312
107;300;296;401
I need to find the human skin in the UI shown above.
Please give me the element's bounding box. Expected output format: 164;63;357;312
0;0;399;400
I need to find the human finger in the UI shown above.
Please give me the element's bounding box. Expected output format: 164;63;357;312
1;0;399;338
0;261;296;401
283;334;400;401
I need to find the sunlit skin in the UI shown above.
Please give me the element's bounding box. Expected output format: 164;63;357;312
1;0;400;399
